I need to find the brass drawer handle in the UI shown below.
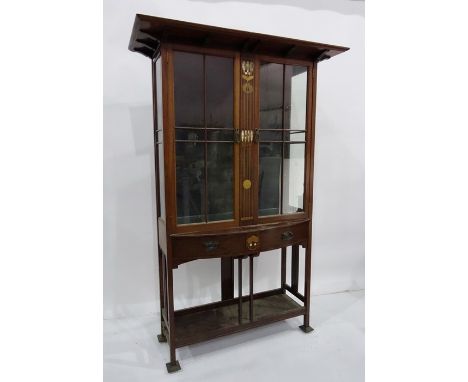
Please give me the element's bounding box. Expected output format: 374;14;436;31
203;240;219;252
246;235;259;251
281;231;294;241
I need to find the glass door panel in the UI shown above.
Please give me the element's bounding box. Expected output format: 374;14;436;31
175;141;205;224
258;62;308;217
207;143;233;221
173;51;234;225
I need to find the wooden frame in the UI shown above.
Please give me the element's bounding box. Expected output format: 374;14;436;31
129;14;348;373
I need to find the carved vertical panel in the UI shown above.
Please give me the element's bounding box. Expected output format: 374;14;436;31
240;58;255;222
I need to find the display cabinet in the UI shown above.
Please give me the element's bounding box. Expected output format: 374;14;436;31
129;14;348;372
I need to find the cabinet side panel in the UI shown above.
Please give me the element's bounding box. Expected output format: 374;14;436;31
155;57;166;220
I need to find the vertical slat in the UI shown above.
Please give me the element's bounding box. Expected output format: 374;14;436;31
281;247;287;291
238;257;243;324
221;258;234;300
249;255;254;321
291;244;299;292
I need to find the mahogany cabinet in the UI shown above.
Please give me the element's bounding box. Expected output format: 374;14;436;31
129;14;348;372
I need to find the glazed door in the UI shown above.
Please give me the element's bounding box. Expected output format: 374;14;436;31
238;56;309;224
172;50;237;226
171;50;309;229
257;60;309;219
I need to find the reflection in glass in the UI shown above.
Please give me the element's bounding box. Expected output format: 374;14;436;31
207;143;233;221
176;142;205;224
260;63;283;135
207;129;234;141
259;143;282;216
175;128;203;141
206;56;233;129
173;52;204;127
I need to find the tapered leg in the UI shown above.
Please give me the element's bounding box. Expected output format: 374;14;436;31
300;241;314;333
165;260;181;373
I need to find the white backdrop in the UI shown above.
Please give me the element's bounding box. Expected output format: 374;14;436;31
104;0;364;319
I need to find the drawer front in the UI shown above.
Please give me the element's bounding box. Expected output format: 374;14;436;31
259;221;309;252
172;232;246;261
171;220;309;264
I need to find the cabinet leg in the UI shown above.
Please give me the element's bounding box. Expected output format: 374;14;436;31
166;360;181;373
165;261;181;373
166;334;181;372
157;334;167;343
157;320;167;343
300;240;314;334
299;324;314;333
157;248;167;341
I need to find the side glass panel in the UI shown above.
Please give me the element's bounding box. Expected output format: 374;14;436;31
282;143;305;213
173;51;234;225
155;58;165;220
259;62;307;216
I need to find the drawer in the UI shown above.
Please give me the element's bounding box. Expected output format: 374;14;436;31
172;231;246;262
171;220;309;264
259;221;309;252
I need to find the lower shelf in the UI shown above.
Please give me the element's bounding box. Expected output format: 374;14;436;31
174;290;304;347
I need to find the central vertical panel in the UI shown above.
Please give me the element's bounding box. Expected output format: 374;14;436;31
239;56;258;224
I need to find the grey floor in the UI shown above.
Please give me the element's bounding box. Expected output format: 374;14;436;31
104;290;364;382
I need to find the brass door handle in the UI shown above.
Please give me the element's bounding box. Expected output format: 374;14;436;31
235;130;258;144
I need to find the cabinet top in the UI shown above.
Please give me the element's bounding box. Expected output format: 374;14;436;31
128;14;349;62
